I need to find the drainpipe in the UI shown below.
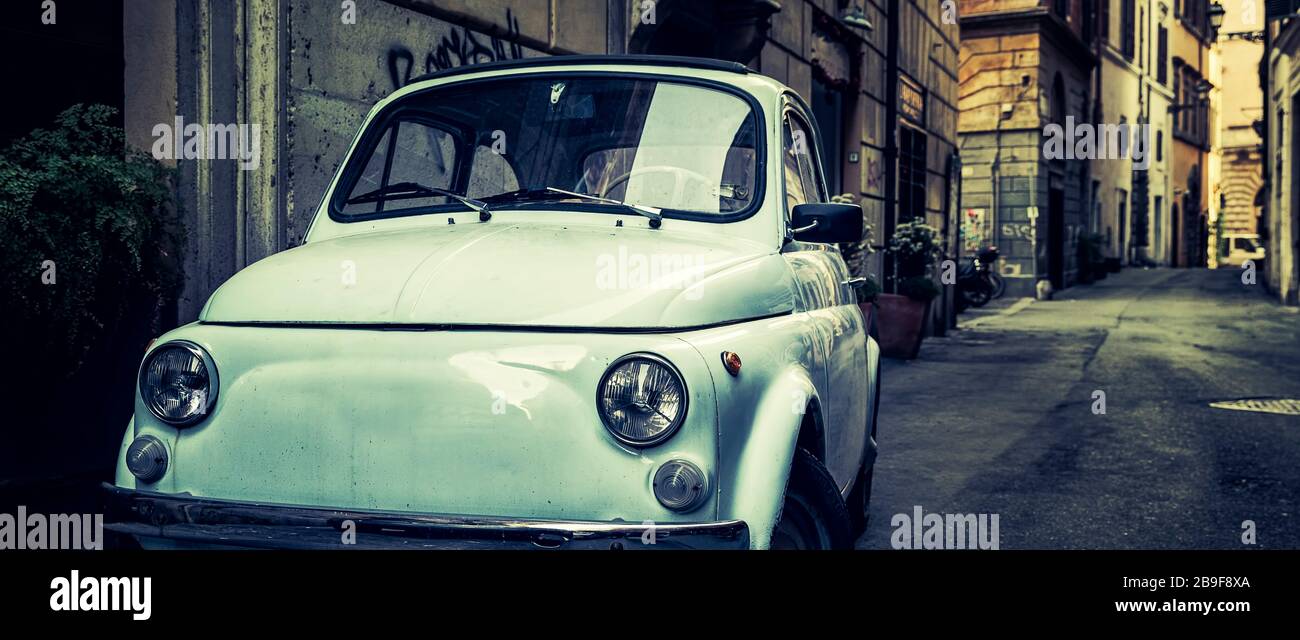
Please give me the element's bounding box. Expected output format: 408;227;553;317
883;0;900;292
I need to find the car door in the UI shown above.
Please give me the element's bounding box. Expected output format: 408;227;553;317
779;101;868;491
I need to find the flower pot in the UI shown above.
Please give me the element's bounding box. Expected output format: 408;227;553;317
874;293;929;359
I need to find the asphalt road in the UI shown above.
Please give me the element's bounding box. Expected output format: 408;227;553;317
859;267;1300;549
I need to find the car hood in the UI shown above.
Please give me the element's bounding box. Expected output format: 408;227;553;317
201;220;796;328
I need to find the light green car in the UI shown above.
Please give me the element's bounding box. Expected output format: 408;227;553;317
106;55;880;550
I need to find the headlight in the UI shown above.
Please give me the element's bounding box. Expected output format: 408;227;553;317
596;353;687;446
139;341;217;426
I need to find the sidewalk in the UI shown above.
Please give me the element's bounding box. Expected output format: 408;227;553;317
956;295;1035;329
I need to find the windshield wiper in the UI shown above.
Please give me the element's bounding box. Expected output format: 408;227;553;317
478;187;663;228
543;187;662;228
346;182;491;221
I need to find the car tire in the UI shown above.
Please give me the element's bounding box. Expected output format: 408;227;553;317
848;361;880;536
770;448;853;550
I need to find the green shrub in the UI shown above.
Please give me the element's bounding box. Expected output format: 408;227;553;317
855;276;882;304
897;275;941;302
887;218;942;278
0;104;180;383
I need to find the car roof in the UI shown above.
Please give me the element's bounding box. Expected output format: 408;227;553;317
406;54;753;85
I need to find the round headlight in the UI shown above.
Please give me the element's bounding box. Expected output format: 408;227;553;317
653;460;709;512
597;353;687;447
139;341;217;426
126;435;169;483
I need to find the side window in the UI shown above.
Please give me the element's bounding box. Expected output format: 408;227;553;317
782;112;825;220
783;117;809;215
343;120;457;214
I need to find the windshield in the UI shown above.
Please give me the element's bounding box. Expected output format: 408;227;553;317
335;75;761;221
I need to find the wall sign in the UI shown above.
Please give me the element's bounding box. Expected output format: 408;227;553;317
899;76;926;125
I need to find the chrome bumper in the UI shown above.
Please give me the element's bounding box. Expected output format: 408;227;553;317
102;484;749;550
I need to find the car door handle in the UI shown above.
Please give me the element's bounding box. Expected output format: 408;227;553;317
842;277;867;288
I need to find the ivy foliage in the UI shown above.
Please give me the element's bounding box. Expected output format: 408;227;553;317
0;104;180;380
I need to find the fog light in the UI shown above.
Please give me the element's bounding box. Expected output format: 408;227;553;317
653;460;709;512
126;436;168;483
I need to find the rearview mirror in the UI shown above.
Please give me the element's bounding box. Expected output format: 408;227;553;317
791;203;863;244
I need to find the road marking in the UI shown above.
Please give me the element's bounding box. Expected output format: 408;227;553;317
1209;398;1300;416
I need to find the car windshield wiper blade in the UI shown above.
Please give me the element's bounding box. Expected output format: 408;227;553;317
478;187;662;227
542;187;663;227
346;182;491;221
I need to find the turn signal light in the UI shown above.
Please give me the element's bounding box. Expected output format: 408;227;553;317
721;351;742;376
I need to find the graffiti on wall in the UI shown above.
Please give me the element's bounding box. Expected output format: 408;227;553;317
387;9;525;90
1001;223;1033;241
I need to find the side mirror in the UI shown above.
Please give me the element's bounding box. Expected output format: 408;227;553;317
791;202;863;244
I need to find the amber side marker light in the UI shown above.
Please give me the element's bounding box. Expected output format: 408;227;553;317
721;351;742;376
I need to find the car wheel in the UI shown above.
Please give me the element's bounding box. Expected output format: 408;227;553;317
848;362;880;536
770;448;853;550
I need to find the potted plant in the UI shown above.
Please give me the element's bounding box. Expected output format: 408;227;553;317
877;219;942;359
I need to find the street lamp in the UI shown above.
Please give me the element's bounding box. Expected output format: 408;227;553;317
840;3;874;31
1209;2;1226;31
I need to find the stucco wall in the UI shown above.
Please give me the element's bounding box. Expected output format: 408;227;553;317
283;0;546;246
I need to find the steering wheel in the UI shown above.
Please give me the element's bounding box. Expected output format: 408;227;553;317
600;165;715;207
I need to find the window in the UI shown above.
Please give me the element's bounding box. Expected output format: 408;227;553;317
898;126;927;222
1173;66;1184;132
1156;130;1163;161
334;76;762;221
783;113;824;217
343;121;458;215
1121;0;1136;59
1157;27;1168;84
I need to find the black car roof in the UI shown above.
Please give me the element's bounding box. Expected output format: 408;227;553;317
406;54;753;85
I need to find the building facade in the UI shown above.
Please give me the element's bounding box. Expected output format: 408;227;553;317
1265;16;1300;305
1209;0;1263;260
1166;0;1215;267
958;0;1097;296
1094;0;1165;267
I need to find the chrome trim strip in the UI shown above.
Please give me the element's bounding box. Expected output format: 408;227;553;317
102;484;749;550
198;311;794;335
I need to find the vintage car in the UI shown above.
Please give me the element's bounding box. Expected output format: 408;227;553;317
1221;233;1265;268
105;55;881;550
